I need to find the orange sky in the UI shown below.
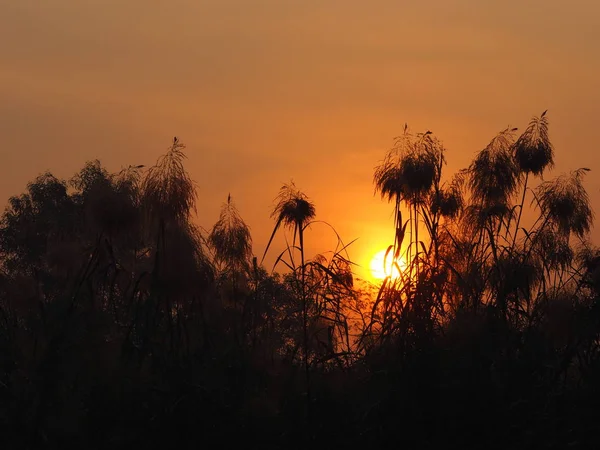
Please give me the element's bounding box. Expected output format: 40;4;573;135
1;0;600;279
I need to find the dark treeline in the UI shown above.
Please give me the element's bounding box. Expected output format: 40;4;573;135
1;114;600;449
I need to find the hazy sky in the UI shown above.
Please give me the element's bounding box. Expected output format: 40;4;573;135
1;0;600;279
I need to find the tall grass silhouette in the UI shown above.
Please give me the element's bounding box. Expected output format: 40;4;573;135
1;113;599;449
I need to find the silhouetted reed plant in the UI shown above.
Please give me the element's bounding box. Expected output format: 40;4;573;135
1;114;600;449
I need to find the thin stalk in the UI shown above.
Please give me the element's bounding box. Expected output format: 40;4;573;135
409;205;414;279
299;224;311;423
512;173;529;248
414;202;419;279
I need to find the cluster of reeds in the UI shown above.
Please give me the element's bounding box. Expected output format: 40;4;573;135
1;114;600;448
365;111;599;395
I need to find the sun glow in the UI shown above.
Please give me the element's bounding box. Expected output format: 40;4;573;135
369;248;407;281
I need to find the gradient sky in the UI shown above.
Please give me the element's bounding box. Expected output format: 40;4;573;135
1;0;600;279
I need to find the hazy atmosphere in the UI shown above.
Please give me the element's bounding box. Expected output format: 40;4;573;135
3;2;600;448
2;0;600;277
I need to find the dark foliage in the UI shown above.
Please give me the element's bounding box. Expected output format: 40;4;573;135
1;115;600;449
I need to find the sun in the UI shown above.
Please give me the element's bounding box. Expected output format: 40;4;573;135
370;248;407;281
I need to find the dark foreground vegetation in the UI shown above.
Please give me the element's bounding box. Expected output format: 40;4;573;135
1;113;600;449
